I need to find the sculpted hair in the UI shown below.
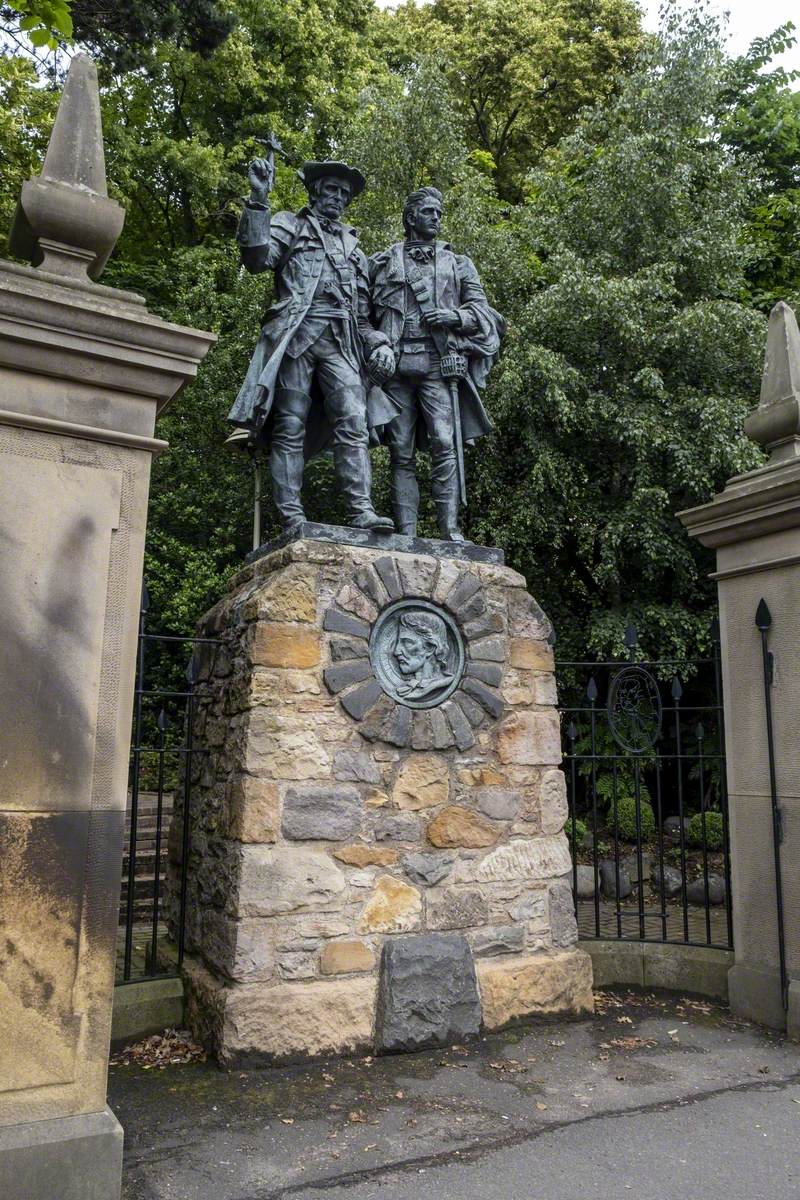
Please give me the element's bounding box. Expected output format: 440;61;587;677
397;610;449;668
402;186;443;234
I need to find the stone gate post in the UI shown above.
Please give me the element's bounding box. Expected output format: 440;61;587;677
0;55;214;1198
679;301;800;1037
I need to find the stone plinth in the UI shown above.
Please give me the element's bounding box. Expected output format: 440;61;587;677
172;531;593;1064
679;301;800;1038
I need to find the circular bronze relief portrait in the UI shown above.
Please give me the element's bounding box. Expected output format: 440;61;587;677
369;599;465;709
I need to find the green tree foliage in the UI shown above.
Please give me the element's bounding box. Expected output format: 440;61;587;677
376;0;643;199
466;5;766;661
719;24;800;310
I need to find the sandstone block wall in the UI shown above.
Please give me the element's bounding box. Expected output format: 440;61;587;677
168;536;593;1063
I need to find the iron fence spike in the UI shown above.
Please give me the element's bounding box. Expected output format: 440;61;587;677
586;676;598;703
141;581;150;613
157;707;167;733
624;624;638;649
671;675;683;700
755;598;772;631
696;721;705;741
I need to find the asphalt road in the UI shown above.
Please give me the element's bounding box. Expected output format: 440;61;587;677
112;988;800;1200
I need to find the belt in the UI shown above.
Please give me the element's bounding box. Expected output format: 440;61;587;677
305;305;351;320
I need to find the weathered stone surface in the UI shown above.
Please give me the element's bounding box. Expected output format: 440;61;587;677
359;696;396;741
397;556;437;597
507;592;553;641
465;661;503;687
332;845;399;867
444;571;482;616
381;703;413;748
469;925;526;957
549;879;578;948
355;564;388;607
427;886;490;930
427;806;499;849
443;699;475;750
336;582;377;622
282;785;362;841
392;755;450;810
453;690;485;729
477;949;594;1029
463;610;505;640
324;659;373;694
340;680;384;722
247;564;318;623
373;556;402;600
243;714;331;780
320;940;376;975
236;847;346;917
457;765;507;787
201;911;275;982
496;711;562;766
576;864;596;899
278;951;317;980
334;750;382;784
430;707;455;749
468;635;505;662
432;559;462;604
330;636;369;661
375;934;481;1052
687;875;727;905
652;863;682;898
533;674;558;706
359;876;422;933
599;860;632;900
251;623;321;669
539;768;569;834
323;607;371;639
225;776;279;843
410;710;434;750
373;811;423;842
472;788;520;821
401;851;455;887
220;975;377;1063
475;837;572;883
509;639;554;671
460;681;503;715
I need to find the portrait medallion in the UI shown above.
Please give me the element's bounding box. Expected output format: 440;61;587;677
369;599;465;709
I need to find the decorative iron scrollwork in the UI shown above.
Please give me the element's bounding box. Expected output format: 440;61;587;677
607;665;662;753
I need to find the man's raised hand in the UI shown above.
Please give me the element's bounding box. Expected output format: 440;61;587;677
248;157;274;205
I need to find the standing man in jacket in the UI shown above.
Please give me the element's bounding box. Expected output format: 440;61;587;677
369;187;504;542
228;154;396;534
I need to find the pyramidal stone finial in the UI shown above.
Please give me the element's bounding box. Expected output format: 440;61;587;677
8;53;124;283
744;301;800;467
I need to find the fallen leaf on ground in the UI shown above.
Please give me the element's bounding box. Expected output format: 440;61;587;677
536;1102;547;1111
616;1016;633;1025
348;1111;367;1124
489;1060;528;1074
281;1118;294;1125
110;1029;205;1069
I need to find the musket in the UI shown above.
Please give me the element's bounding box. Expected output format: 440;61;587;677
405;262;468;508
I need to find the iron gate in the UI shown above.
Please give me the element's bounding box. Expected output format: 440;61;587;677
557;622;733;949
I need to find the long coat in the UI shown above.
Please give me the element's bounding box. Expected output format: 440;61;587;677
368;240;505;448
228;203;395;454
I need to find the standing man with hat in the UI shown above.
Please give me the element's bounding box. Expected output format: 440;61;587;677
369;187;504;541
228;154;397;534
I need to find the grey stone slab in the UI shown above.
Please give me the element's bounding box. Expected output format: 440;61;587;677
463;611;505;640
380;703;413;748
454;690;486;728
338;676;383;720
329;637;369;661
410;710;434;750
549;879;578;948
0;1107;123;1200
359;696;396;741
443;571;482;614
323;607;371;639
443;699;475;750
282;785;362;841
468;924;526;956
427;887;490;931
461;676;504;719
249;523;504;565
467;635;505;663
465;660;503;687
333;749;382;784
430;706;455;749
373;811;423;843
376;933;481;1053
373;556;403;600
355;565;386;606
473;788;519;821
324;660;374;694
402;851;455;887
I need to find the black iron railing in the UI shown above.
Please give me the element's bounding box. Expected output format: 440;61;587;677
117;585;220;985
557;622;733;950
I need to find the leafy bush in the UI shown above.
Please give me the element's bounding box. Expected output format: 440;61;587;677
565;817;587;848
687;811;724;850
611;795;656;842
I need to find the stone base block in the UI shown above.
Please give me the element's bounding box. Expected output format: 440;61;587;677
728;961;794;1032
477;949;594;1030
0;1106;123;1200
584;941;732;1001
376;933;481;1053
184;956;377;1064
111;977;185;1046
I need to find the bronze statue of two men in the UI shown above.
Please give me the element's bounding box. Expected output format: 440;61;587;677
228;155;504;543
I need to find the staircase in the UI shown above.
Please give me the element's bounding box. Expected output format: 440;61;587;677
119;791;173;925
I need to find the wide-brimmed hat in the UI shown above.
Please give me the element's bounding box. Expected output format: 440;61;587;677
298;160;366;198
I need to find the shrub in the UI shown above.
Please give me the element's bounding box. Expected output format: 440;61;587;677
687;811;724;851
565;817;587;848
611;795;656;842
